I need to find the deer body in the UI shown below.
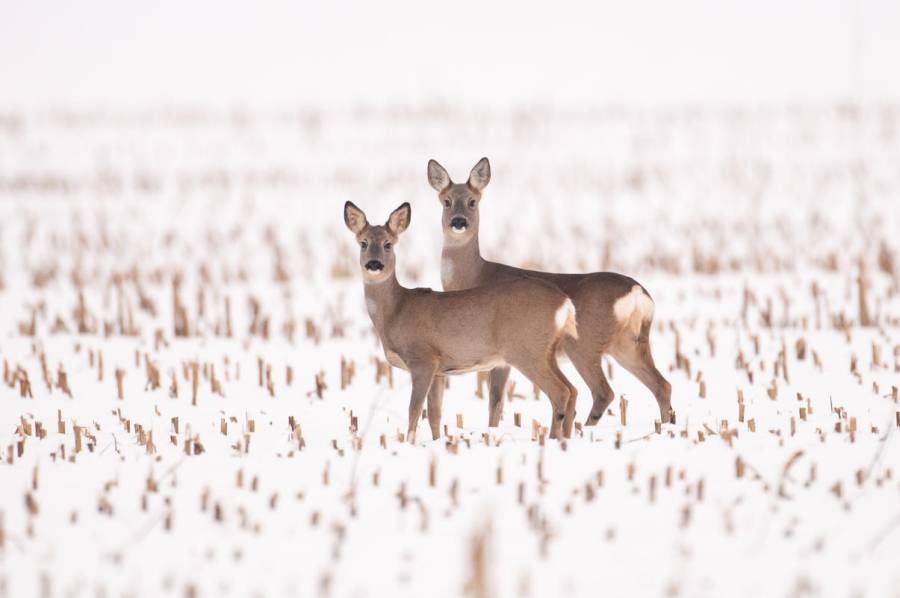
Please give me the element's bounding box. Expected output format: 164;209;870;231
429;158;673;427
365;276;575;377
344;200;578;442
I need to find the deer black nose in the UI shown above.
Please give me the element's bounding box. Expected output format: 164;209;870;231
365;260;384;272
450;217;468;230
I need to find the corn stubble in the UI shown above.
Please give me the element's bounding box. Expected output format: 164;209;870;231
0;104;897;597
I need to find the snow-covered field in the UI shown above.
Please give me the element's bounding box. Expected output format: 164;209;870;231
0;104;899;597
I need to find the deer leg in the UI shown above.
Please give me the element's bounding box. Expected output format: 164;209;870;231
487;366;511;427
549;353;578;437
610;337;673;424
407;360;438;444
511;361;572;440
567;347;615;426
427;375;445;440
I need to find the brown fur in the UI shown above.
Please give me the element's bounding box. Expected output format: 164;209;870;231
428;158;674;427
344;201;578;442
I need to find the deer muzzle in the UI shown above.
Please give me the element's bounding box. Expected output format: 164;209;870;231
450;217;468;232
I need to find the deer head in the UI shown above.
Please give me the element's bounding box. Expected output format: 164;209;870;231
427;157;490;246
344;201;411;284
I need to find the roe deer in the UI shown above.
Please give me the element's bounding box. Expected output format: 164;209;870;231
343;200;578;442
427;157;673;431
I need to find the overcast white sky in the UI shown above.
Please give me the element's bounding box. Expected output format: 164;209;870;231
2;0;899;107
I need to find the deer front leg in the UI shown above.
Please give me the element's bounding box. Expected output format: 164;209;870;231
487;366;511;427
427;375;445;440
406;359;438;444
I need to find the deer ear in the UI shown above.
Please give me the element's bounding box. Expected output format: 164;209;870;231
386;202;411;235
467;157;491;191
344;201;367;234
427;159;451;192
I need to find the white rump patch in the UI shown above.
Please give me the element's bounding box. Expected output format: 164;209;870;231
555;298;578;339
613;285;655;336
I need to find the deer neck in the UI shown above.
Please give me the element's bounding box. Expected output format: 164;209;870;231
441;234;485;290
363;272;403;335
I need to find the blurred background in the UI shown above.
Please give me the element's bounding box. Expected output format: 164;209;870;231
2;0;899;323
4;0;900;106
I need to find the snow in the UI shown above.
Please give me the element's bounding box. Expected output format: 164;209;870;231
0;104;899;597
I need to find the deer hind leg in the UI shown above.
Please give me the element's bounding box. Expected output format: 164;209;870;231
427;375;445;440
549;347;578;437
567;344;614;426
610;330;673;424
511;359;572;440
407;359;439;444
487;366;511;427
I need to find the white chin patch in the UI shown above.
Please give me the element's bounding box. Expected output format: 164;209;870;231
451;225;467;234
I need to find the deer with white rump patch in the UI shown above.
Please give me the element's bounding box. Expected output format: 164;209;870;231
344;201;578;442
428;158;673;430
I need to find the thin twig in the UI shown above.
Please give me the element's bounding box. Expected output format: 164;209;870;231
867;510;900;553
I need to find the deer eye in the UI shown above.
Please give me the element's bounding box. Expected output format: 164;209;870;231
468;199;476;209
443;199;450;208
360;240;368;249
383;241;392;250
